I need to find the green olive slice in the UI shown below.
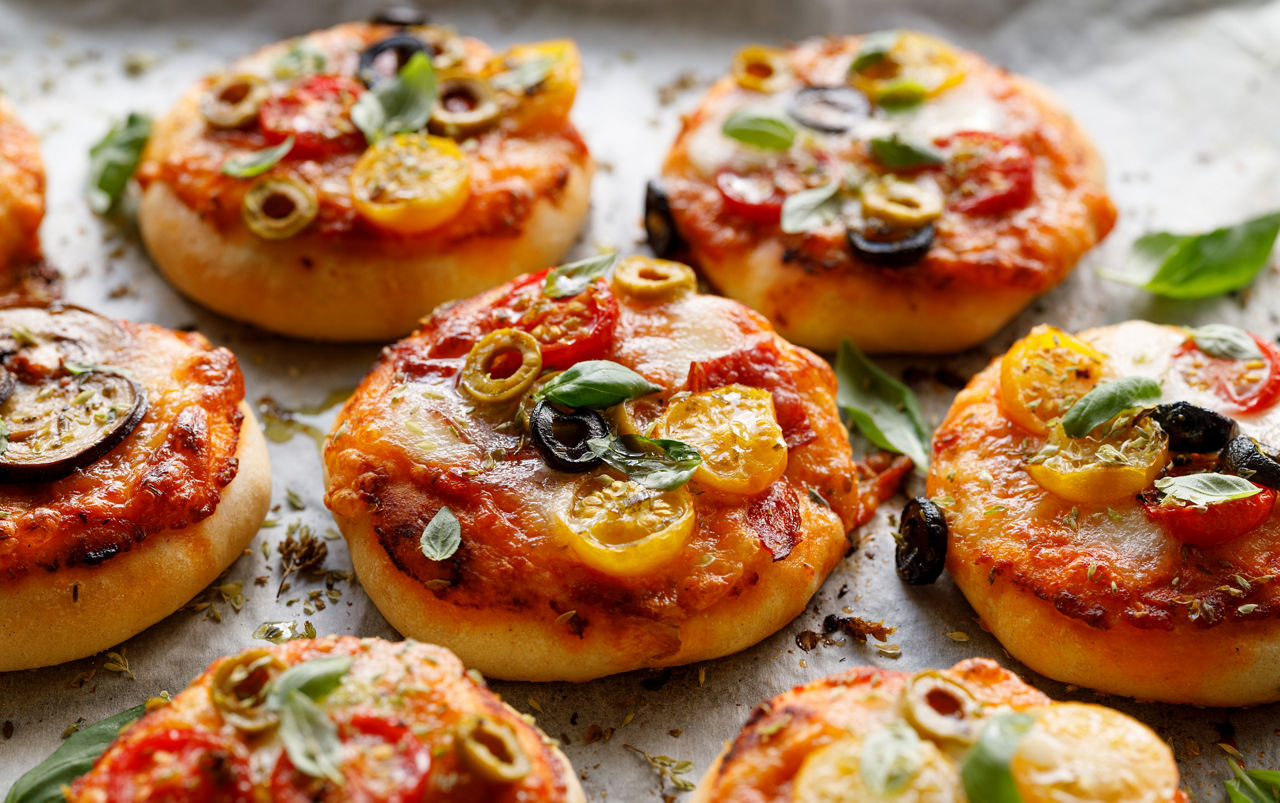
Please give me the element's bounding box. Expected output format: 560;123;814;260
460;328;542;404
901;669;982;745
201;74;269;129
459;715;531;784
242;176;319;240
612;257;697;301
429;77;501;138
209;649;287;732
0;304;127;378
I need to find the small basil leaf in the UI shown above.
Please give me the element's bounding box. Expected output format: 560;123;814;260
876;79;927;110
834;339;930;471
860;720;924;795
781;183;841;234
6;704;145;803
1155;473;1263;508
960;711;1036;803
266;655;353;711
722;109;796;151
272;40;327;80
1101;212;1280;299
87;112;152;214
850;30;899;73
1225;758;1280;803
1060;376;1162;439
419;506;462;561
1186;324;1264;361
544;252;618;298
491;56;556;93
586;433;702;491
278;690;343;784
221;136;294;178
535;360;661;409
869;134;945;169
351;51;437;144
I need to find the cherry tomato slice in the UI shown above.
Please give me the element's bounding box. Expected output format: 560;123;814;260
999;324;1108;436
259;75;366;158
935;130;1034;215
715;170;785;224
270;714;431;803
492;270;619;370
1141;482;1275;547
1173;333;1280;414
98;728;254;803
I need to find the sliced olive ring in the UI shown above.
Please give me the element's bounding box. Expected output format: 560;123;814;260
530;400;607;473
860;176;944;228
370;5;429;26
429;77;501;138
731;45;792;93
209;649;287;732
612;257;697;301
1220;435;1280;490
896;496;947;584
242;176;319;240
1150;401;1237;453
200;74;268;129
787;86;871;133
0;304;128;378
0;367;14;407
848;223;935;267
358;33;435;87
459;715;531;784
902;670;982;744
644;180;685;260
460;329;542;404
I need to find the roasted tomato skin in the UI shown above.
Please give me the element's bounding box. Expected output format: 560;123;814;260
1141;484;1276;547
936;130;1034;216
93;728;255;803
1173;333;1280;414
715;170;785;224
258;75;366;158
490;270;619;370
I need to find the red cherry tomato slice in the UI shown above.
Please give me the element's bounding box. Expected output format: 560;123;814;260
1174;333;1280;414
715;170;785;224
259;75;366;158
98;728;254;803
935;130;1034;215
492;269;619;370
1141;483;1275;547
270;714;431;803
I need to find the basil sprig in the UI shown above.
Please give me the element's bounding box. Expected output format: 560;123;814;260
491;56;556;93
1226;757;1280;802
535;361;661;409
834;339;931;471
6;705;145;803
221;136;294;178
544;252;617;298
1186;323;1264;361
960;711;1036;803
1101;211;1280;299
869;134;944;169
850;30;898;73
722;109;796;151
1155;473;1262;509
781;183;841;234
586;433;702;491
351;51;437;144
267;656;353;784
1060;376;1162;439
859;721;924;795
87;112;152;214
419;506;462;561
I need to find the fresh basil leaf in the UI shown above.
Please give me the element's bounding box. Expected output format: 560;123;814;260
419;506;462;561
960;711;1036;803
266;655;353;711
544;252;618;298
860;720;924;796
221;136;294;178
850;30;898;73
869;134;945;169
722;109;796;151
834;339;930;471
491;56;556;93
586;433;702;491
1225;758;1280;803
1101;211;1280;299
351;51;437;144
278;690;343;784
273;40;327;80
87;112;152;214
781;183;841;234
535;360;661;409
877;79;927;110
1186;323;1264;361
1155;473;1263;509
6;704;145;803
1060;376;1162;439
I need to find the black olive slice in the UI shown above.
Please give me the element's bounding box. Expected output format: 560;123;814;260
787;86;871;133
1220;435;1280;490
530;400;607;473
0;304;126;379
896;496;948;585
0;367;14;407
644;180;685;260
357;34;435;88
370;5;428;26
0;371;147;483
1150;401;1237;453
848;224;935;267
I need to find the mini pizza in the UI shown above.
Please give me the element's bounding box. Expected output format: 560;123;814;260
694;658;1186;802
66;636;585;802
0;304;270;671
648;31;1116;354
323;255;901;681
137;15;593;341
928;320;1280;705
0;95;61;305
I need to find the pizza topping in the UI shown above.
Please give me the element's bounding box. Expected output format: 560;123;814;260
210;649;288;732
271;714;431;802
1059;376;1161;439
869;134;946;170
585;433;702;491
97;728;255;803
936;131;1034;216
902;670;982;744
530;400;608;473
961;711;1035;803
1185;323;1264;361
1141;476;1273;547
716;170;787;224
847;222;935;267
356;33;434;88
543;252;617;299
419;506;462;561
644;180;685;259
259;75;366;158
1026;413;1168;504
459;328;542;404
351;52;438;145
1148;401;1237;453
201;74;269;129
221;136;295;179
721;109;797;151
242;176;319;239
532;359;660;410
459;715;531;784
486;40;581;129
780;182;842;234
553;476;694;576
860;175;944;228
494;270;619;370
657;385;787;496
349;133;471;233
786;86;870;133
746;481;801;561
999;325;1107;436
730;45;792;94
428;76;500;138
792;725;958;801
1220;435;1280;490
895;497;948;585
848;31;966;107
611;257;697;302
1173;329;1280;414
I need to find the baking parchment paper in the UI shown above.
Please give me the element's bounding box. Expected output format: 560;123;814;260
3;0;1280;798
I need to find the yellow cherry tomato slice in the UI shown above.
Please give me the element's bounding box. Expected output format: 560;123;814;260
792;728;961;803
658;384;787;496
1000;325;1108;436
1026;415;1168;504
487;39;581;129
850;31;966;105
350;133;470;234
554;477;694;577
1011;703;1180;803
